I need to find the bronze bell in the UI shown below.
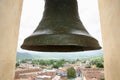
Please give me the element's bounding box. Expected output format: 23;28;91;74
21;0;101;52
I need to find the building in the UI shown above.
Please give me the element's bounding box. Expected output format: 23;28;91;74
81;68;104;80
52;75;61;80
35;75;51;80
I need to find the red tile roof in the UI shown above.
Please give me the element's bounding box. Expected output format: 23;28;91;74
81;68;104;80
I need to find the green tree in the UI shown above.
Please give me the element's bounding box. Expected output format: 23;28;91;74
52;64;59;69
16;63;20;68
101;78;105;80
67;67;76;79
21;59;26;63
96;62;104;68
89;56;104;68
50;60;54;64
52;61;63;68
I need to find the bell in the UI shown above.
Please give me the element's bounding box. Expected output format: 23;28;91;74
21;0;101;52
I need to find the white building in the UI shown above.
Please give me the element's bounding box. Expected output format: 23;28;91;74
35;75;51;80
52;75;61;80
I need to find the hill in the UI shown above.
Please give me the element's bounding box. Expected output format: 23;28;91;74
16;50;103;61
16;52;33;60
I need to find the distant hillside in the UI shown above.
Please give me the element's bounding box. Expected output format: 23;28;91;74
16;52;33;61
16;50;103;61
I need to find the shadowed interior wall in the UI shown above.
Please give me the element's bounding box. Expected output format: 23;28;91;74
0;0;23;80
99;0;120;80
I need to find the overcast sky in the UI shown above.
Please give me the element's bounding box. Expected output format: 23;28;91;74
17;0;102;52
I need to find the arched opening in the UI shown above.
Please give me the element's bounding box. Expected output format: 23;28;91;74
15;0;103;80
0;0;120;80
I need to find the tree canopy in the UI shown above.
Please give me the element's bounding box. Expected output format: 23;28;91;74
67;67;76;79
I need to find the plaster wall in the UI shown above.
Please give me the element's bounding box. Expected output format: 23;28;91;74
0;0;23;80
99;0;120;80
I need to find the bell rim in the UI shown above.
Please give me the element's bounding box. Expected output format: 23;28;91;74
21;34;101;52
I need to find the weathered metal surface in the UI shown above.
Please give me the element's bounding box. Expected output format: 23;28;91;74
21;0;101;52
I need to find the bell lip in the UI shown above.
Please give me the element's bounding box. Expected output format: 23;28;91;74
21;34;101;52
21;45;101;52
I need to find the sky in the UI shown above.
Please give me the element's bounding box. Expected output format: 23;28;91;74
17;0;102;52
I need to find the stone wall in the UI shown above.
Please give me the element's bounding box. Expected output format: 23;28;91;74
0;0;23;80
99;0;120;80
